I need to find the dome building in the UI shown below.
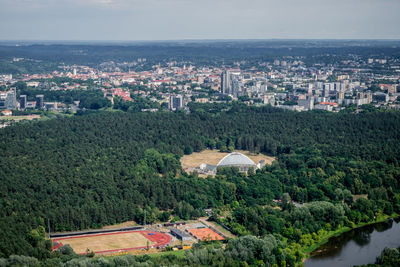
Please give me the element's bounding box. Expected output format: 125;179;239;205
198;152;267;175
216;152;257;172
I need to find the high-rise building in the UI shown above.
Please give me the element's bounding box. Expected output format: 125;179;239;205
366;92;372;103
169;95;183;111
232;80;244;97
337;91;345;100
322;88;330;97
4;89;18;110
0;92;7;109
221;70;244;97
314;82;323;90
19;95;27;110
261;83;268;93
334;82;343;92
220;71;231;95
36;95;44;109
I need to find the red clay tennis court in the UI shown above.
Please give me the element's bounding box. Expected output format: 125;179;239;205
188;228;225;241
52;231;171;254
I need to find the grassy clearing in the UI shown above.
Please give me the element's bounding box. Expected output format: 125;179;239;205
101;221;138;229
0;115;41;121
180;149;275;170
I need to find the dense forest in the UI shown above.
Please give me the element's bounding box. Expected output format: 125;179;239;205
1;105;400;266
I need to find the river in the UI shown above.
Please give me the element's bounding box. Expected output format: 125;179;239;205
305;218;400;267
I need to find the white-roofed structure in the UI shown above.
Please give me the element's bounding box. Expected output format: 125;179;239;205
216;152;257;172
195;151;272;175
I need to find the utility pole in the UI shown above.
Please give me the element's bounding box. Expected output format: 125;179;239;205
48;218;51;238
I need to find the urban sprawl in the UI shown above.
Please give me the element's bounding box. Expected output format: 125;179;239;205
1;55;400;119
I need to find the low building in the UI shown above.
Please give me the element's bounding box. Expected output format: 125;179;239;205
1;110;12;116
373;93;389;103
26;101;36;109
199;163;217;173
170;228;192;241
314;102;339;111
298;98;314;110
44;102;58;110
314;104;333;111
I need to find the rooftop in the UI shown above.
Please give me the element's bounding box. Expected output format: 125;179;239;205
217;152;256;167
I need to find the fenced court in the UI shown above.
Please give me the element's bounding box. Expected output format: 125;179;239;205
188;228;225;241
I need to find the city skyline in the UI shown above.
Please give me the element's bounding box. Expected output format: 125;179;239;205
1;0;400;41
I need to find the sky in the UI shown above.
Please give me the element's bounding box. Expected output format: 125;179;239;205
0;0;400;41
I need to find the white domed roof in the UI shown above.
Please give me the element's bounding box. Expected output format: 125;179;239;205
217;152;256;167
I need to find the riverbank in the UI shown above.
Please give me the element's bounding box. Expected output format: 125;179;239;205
302;213;399;257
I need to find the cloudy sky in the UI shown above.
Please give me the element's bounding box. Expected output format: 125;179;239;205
0;0;399;40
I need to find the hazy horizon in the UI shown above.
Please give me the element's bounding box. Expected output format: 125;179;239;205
1;0;400;41
1;39;400;47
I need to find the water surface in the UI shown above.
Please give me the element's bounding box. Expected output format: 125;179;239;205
305;218;400;267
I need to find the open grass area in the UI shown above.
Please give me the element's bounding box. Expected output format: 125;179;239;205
180;149;275;170
0;115;41;121
56;232;154;254
101;221;138;230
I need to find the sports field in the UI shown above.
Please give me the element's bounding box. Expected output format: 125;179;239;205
188;228;225;241
181;149;275;170
52;231;171;254
200;220;236;238
0;115;40;121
